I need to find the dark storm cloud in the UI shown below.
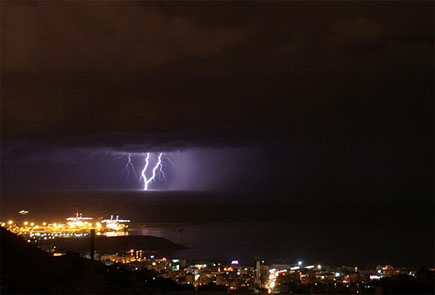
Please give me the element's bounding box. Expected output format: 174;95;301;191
0;128;279;159
1;1;433;148
2;2;244;72
0;1;433;198
2;1;247;144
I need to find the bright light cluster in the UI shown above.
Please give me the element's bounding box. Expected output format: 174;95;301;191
1;212;130;238
102;215;131;231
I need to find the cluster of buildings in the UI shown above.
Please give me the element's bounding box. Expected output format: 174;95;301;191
99;252;427;293
2;210;432;293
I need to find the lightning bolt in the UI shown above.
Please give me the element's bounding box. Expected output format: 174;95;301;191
112;151;168;190
121;153;137;179
112;153;137;179
112;154;125;161
140;153;151;190
140;152;164;190
159;160;167;182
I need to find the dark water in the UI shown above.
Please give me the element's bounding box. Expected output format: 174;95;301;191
1;190;433;267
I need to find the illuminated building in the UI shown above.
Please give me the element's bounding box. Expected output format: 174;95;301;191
101;215;130;231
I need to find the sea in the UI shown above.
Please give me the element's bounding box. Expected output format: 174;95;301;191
1;190;433;267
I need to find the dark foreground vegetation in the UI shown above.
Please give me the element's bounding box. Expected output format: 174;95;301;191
38;233;184;255
0;228;191;294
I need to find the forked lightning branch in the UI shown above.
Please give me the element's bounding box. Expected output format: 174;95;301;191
114;152;168;190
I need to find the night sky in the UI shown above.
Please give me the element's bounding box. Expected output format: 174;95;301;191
1;2;433;265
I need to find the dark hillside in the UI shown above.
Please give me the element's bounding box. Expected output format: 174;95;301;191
0;228;190;294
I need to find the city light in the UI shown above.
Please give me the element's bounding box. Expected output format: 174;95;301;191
1;211;131;238
1;214;426;293
267;268;277;293
102;215;130;231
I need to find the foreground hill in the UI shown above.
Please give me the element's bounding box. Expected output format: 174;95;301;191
38;234;184;256
0;228;190;294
